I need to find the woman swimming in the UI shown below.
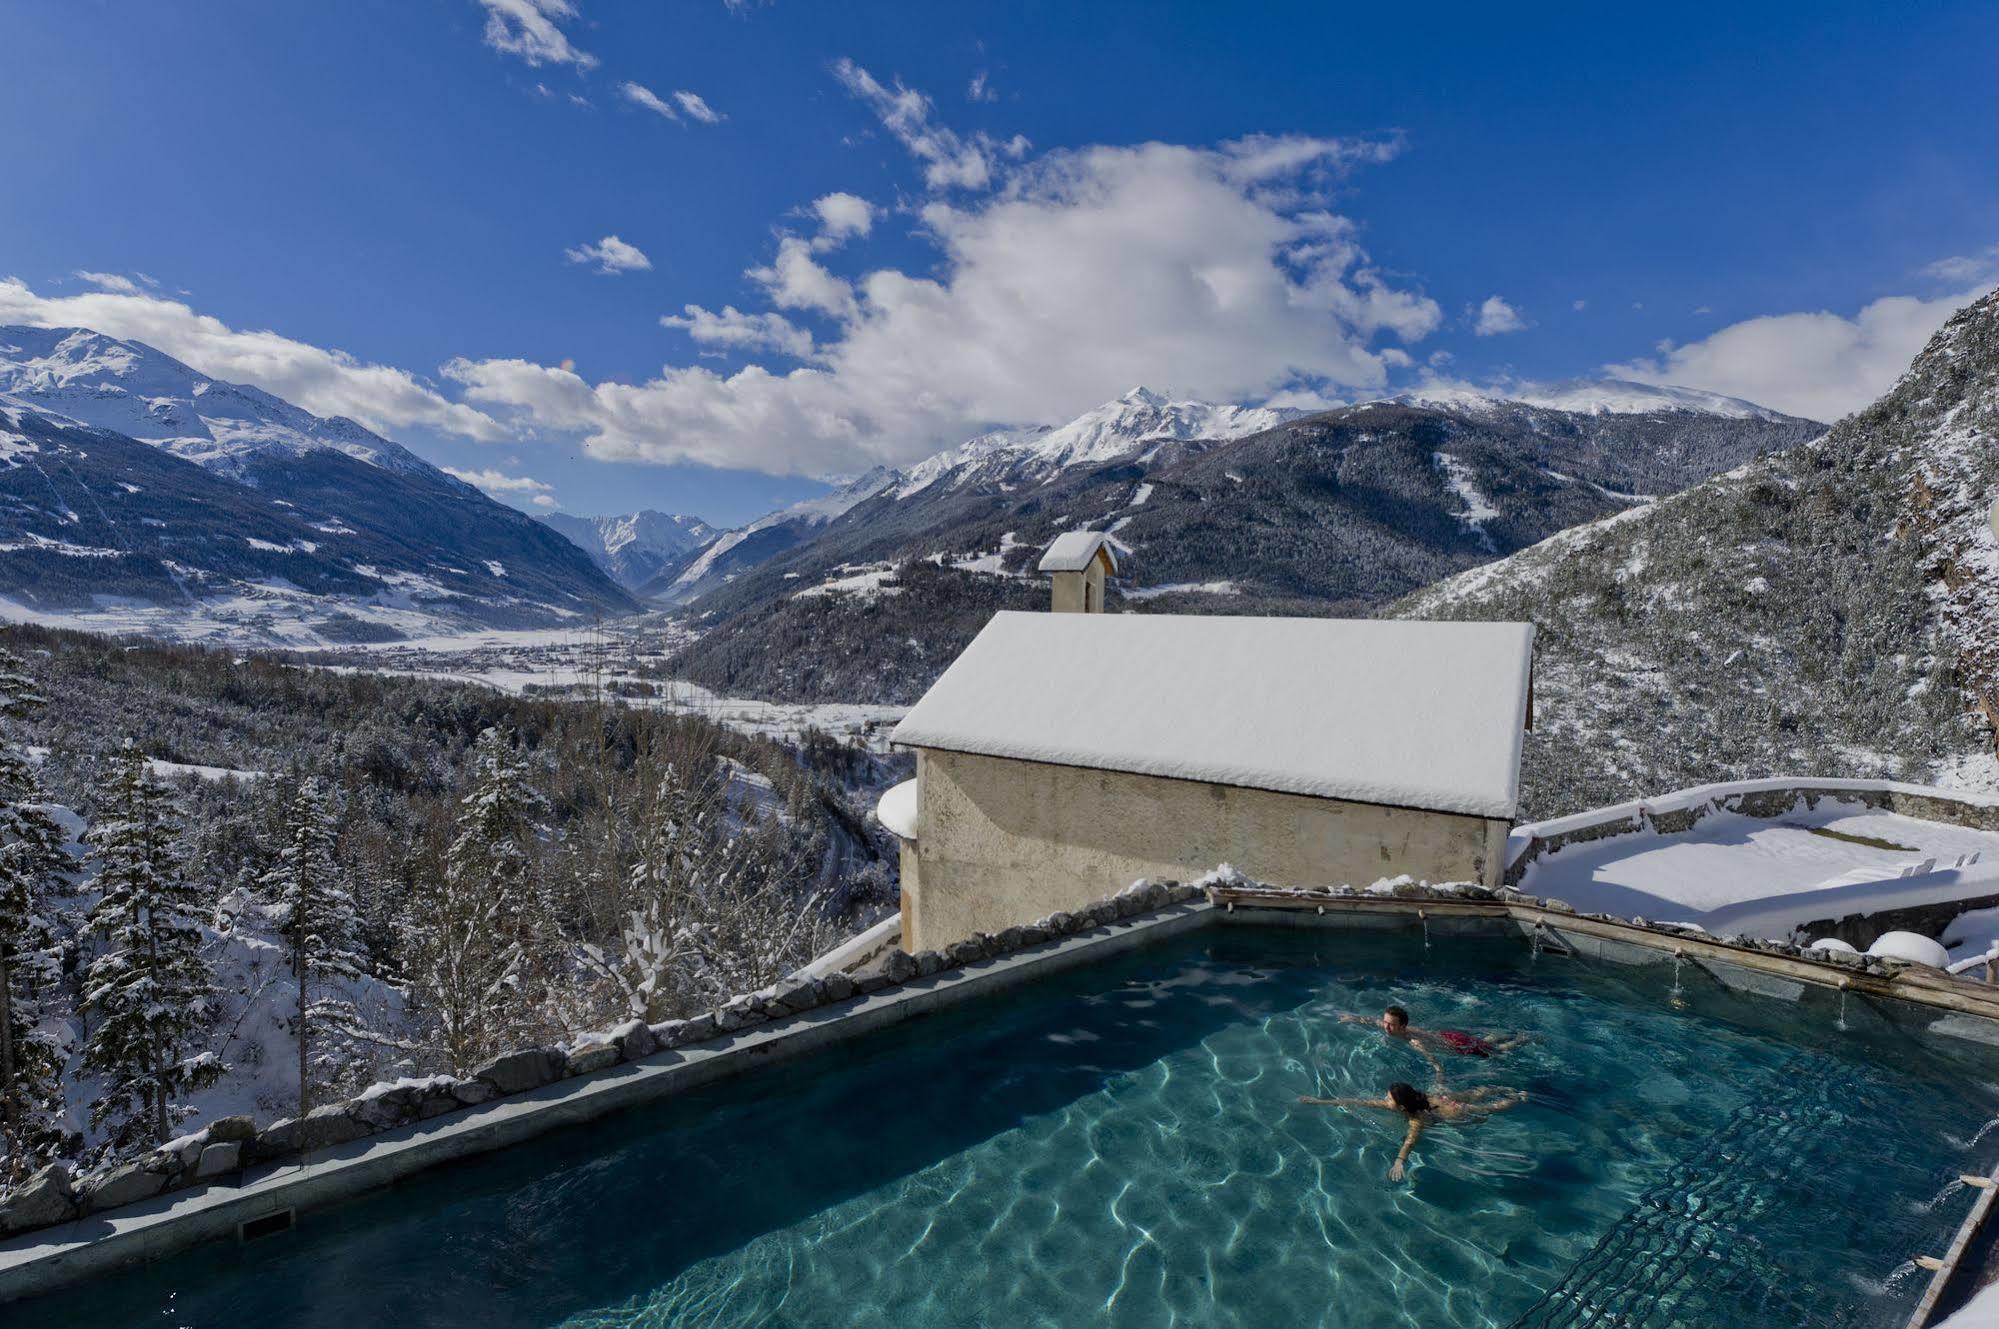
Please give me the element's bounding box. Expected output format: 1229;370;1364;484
1298;1081;1526;1182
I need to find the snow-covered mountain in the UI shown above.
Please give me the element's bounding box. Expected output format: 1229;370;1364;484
647;390;1298;606
667;383;1823;702
0;326;635;643
540;509;720;590
1398;287;1999;818
893;388;1300;498
640;467;899;604
1392;378;1798;423
0;326;437;479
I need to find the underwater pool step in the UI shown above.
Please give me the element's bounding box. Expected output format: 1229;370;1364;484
1510;1055;1870;1329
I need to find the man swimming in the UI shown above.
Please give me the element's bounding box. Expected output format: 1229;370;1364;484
1299;1080;1527;1181
1340;1005;1529;1060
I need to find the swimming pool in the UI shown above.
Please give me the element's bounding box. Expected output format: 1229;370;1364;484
16;928;1998;1328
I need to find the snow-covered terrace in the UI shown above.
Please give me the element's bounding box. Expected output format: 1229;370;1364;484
1509;779;1999;971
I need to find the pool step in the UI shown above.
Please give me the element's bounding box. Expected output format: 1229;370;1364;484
1509;1054;1867;1329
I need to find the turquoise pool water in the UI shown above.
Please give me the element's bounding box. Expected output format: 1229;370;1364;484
18;929;1999;1328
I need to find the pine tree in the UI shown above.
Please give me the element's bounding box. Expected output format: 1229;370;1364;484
261;776;365;1117
0;651;74;1181
577;759;717;1022
80;746;221;1149
414;728;552;1072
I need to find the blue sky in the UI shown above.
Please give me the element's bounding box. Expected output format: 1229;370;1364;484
3;0;1996;526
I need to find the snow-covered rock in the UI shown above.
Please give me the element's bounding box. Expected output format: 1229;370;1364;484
1866;930;1952;968
1806;937;1859;955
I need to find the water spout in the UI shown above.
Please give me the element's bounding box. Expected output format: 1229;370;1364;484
1836;978;1851;1032
1418;908;1431;952
1669;949;1686;1001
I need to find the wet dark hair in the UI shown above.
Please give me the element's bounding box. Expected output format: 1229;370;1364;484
1388;1082;1433;1116
1383;1005;1410;1028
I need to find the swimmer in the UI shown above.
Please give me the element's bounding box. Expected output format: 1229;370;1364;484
1298;1080;1527;1182
1340;1005;1529;1060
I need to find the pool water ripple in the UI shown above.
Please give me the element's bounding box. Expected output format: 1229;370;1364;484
18;930;1999;1329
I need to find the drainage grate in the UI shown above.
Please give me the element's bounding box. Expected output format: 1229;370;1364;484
1510;1054;1865;1329
237;1209;295;1242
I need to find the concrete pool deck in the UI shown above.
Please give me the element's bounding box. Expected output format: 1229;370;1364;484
8;876;1999;1314
1508;778;1999;950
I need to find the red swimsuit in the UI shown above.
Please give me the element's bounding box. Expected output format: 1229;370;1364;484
1437;1030;1494;1057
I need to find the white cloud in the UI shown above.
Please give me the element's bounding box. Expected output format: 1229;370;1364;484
672;91;724;124
1572;298;1587;312
1605;288;1989;423
73;270;144;295
620;82;722;126
445;104;1439;476
967;72;996;103
833;58;1026;191
476;0;595;69
621;81;677;119
660;305;814;357
443;466;557;508
564;234;653;274
1472;294;1528;336
746;236;856;318
1925;246;1999;286
812;192;874;246
0;276;504;442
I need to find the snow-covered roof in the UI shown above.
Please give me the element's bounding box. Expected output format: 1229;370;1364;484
891;612;1534;818
1038;530;1118;574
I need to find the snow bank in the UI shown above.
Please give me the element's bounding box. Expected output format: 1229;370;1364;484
1513;782;1999;944
875;779;918;840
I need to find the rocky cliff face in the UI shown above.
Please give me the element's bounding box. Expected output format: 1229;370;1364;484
1400;288;1999;819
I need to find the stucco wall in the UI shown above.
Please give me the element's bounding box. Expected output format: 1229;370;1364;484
1049;561;1105;613
903;748;1502;950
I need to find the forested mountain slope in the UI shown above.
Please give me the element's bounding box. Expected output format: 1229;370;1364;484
1399;288;1999;819
671;388;1821;704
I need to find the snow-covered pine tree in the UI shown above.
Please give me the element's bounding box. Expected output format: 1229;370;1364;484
676;812;835;1004
261;776;365;1117
576;758;719;1022
0;650;75;1182
80;745;221;1149
414;727;553;1072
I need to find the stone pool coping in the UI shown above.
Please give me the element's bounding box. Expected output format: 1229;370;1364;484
1208;885;1999;1024
0;890;1212;1307
11;876;1999;1310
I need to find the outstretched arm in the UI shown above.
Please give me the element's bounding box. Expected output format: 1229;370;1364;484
1389;1117;1424;1181
1298;1095;1386;1108
1417;1041;1446;1088
1465;1087;1527;1112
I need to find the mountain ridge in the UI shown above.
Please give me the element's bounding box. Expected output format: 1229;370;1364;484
664;384;1823;703
0;326;636;642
